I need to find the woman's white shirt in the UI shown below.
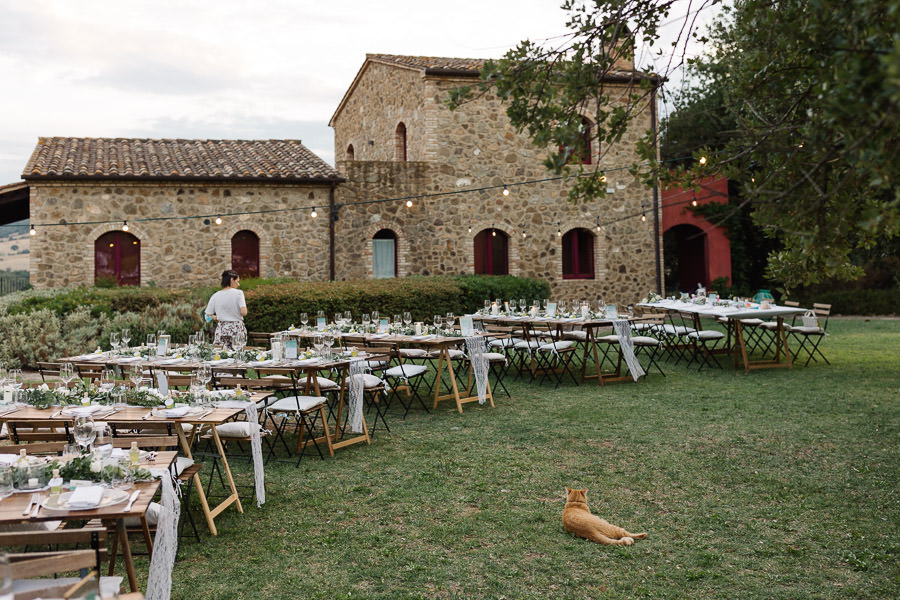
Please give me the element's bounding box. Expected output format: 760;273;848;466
205;288;246;322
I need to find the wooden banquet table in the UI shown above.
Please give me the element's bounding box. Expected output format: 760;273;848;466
0;451;177;593
638;300;806;373
0;401;263;536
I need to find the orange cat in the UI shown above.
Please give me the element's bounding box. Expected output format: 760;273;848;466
563;487;647;546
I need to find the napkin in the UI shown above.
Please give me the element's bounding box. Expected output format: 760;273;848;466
214;400;253;409
64;405;104;416
162;407;191;418
206;358;234;365
68;485;104;510
156;358;185;365
118;356;142;363
0;454;17;465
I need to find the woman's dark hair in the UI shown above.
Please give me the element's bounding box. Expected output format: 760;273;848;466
220;270;239;288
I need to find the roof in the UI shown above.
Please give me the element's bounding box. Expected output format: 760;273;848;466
329;53;650;126
22;138;343;183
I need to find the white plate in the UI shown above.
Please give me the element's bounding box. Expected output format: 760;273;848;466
41;488;130;512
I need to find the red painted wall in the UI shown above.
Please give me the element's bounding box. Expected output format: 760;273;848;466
661;176;732;288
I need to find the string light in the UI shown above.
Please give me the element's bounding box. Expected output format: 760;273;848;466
311;207;318;218
595;217;601;232
467;223;472;233
600;173;607;183
502;186;509;196
699;156;707;165
522;230;527;238
641;213;647;223
406;199;413;207
29;225;36;236
691;194;698;207
491;224;496;237
557;221;562;237
215;215;222;225
121;220;129;232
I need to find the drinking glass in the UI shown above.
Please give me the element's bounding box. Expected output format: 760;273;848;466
197;364;212;388
111;387;126;408
334;313;342;326
483;299;490;313
128;364;143;389
8;370;22;391
146;333;156;348
73;415;97;452
403;311;412;327
361;313;371;332
63;444;80;459
433;315;442;329
558;300;567;315
196;330;205;345
121;328;131;349
312;333;324;356
94;425;110;454
100;369;116;395
344;311;352;325
60;363;75;388
393;314;402;331
0;366;6;389
323;332;335;359
109;331;119;353
519;298;527;312
232;330;247;352
445;313;455;330
509;299;517;314
371;310;379;323
542;299;549;312
300;312;309;330
188;334;197;348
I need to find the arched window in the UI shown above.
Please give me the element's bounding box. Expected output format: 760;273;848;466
95;231;140;286
394;122;407;162
231;230;260;279
580;116;592;164
346;144;355;160
373;229;397;278
562;228;595;279
474;228;509;275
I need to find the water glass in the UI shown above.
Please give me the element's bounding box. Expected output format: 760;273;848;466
73;415;97;452
0;465;13;499
63;444;80;459
445;313;455;330
344;310;352;325
518;299;526;312
196;329;205;345
8;370;22;390
100;369;116;395
403;311;412;327
300;312;309;330
60;362;75;387
121;328;131;349
128;364;143;389
232;330;247;352
109;331;120;352
433;315;442;329
146;333;157;348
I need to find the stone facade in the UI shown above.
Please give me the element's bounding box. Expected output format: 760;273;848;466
331;55;661;304
28;181;333;288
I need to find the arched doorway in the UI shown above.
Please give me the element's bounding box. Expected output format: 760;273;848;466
95;231;140;286
664;224;708;293
231;230;260;278
473;228;509;275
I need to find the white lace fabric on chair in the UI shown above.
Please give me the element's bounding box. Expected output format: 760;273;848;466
348;358;366;433
146;471;180;600
465;336;489;404
245;402;266;507
613;320;645;382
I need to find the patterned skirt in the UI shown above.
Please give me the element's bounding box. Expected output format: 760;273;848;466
214;320;248;349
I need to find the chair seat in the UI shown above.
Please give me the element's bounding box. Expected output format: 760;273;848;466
384;364;429;378
787;325;824;334
348;373;386;389
688;330;726;340
563;330;587;340
632;323;658;332
426;348;465;359
489;338;521;348
632;335;661;346
124;501;161;527
596;334;620;343
513;340;542;350
740;318;764;325
399;348;429;358
175;456;195;477
308;376;338;390
662;324;696;335
366;360;388;369
758;321;780;330
267;395;326;412
539;340;576;351
14;576;123;598
484;352;508;362
216;421;266;438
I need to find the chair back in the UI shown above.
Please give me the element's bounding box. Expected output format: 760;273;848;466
0;441;66;455
111;435;179;450
36;362;63;383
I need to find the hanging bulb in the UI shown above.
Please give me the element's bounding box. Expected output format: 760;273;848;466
467;224;472;233
595;217;601;232
699;156;707;165
641;213;647;223
311;207;318;218
215;215;222;225
29;225;36;236
502;186;509;196
557;221;562;237
122;220;129;232
691;199;698;207
600;173;607;183
491;224;496;237
406;199;413;207
522;230;527;238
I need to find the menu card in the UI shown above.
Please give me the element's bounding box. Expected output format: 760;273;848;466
316;317;327;331
546;302;557;317
284;339;298;359
459;316;474;336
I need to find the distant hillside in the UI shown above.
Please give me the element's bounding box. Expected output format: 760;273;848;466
0;231;29;271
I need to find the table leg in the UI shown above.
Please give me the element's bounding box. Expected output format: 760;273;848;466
175;423;217;536
114;517;138;592
733;320;750;373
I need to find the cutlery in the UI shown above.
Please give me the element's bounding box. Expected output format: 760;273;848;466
194;409;214;420
123;490;141;512
31;496;42;517
23;493;38;515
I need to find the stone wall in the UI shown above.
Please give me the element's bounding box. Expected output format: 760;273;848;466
331;64;661;305
28;181;334;289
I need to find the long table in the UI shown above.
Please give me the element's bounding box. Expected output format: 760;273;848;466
0;451;176;593
639;300;806;373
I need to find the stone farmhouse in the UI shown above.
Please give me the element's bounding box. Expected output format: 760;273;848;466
19;53;663;304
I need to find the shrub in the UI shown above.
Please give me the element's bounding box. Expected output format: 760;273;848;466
789;288;899;316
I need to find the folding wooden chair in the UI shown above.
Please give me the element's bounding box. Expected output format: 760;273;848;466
787;303;832;365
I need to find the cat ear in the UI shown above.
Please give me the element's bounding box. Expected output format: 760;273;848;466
565;486;571;493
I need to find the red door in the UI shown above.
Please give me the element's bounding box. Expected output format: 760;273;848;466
231;230;260;278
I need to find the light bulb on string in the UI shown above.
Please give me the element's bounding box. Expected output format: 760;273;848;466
122;220;129;232
699;156;707;165
215;215;222;225
522;230;527;239
29;225;36;236
502;186;509;196
406;199;413;207
557;221;562;237
691;195;698;207
311;207;318;218
467;224;472;233
641;213;647;223
600;173;607;183
595;217;601;232
491;224;496;237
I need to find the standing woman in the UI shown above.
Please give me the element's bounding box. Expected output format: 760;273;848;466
205;270;248;348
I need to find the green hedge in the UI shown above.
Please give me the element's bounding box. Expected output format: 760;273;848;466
790;288;899;316
5;286;197;317
244;275;550;332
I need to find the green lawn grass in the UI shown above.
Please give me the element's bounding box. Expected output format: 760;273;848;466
155;318;898;599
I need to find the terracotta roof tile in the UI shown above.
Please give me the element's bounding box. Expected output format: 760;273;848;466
23;138;342;181
366;53;486;73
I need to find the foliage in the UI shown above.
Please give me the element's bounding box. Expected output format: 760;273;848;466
457;0;900;289
788;288;899;316
57;454;152;484
4;285;196;317
244;275;548;333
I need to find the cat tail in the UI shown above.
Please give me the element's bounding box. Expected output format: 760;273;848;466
627;531;648;540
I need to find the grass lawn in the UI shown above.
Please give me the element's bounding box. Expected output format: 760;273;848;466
150;318;898;599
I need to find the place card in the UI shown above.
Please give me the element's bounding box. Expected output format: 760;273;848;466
156;335;170;356
155;372;169;396
284;339;298;359
546;302;557;317
605;304;618;319
316;317;327;331
378;318;390;334
460;316;474;336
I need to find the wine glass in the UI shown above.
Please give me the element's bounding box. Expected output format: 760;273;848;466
445;313;455;330
509;299;517;314
558;300;567;315
109;331;119;353
300;312;309;331
8;370;22;391
371;310;379;324
232;330;246;352
312;333;324;357
433;314;442;330
146;333;156;348
197;364;212;389
344;311;352;326
361;313;371;332
73;416;97;453
120;328;131;350
59;363;75;388
196;329;205;345
100;369;116;395
403;312;412;328
128;364;143;389
323;332;335;359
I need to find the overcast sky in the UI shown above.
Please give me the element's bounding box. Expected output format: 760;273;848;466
0;0;716;188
